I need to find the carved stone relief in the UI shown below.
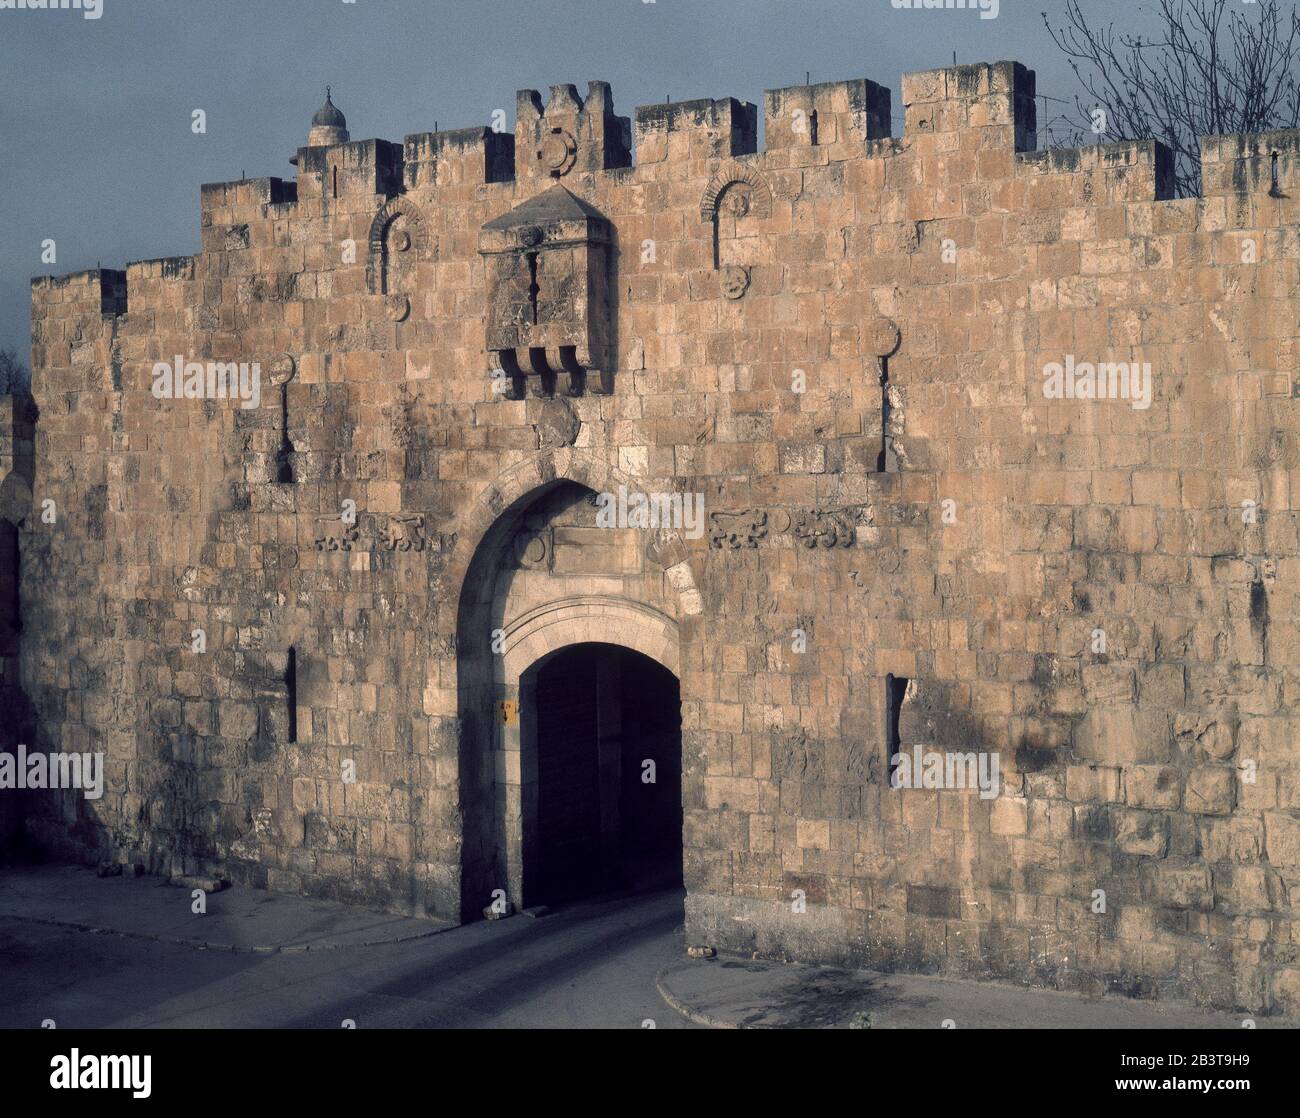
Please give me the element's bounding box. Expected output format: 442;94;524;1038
708;509;768;549
708;505;869;549
313;512;430;554
512;528;552;570
700;164;774;301
365;197;432;297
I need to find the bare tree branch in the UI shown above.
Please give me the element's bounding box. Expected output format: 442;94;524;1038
0;349;30;395
1042;0;1300;196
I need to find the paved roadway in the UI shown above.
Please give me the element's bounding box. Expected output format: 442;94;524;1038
0;887;697;1029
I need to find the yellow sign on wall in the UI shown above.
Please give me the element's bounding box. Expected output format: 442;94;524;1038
496;700;518;726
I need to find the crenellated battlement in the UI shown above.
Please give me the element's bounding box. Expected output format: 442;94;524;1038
403;126;514;190
1201;128;1300;197
293;139;403;201
634;97;758;164
1018;140;1177;204
30;268;126;316
901;61;1036;151
32;60;1300;342
515;80;631;182
178;62;1036;209
126;256;195;282
200;176;297;223
764;78;892;158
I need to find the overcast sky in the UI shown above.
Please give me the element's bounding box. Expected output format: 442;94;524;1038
0;0;1161;364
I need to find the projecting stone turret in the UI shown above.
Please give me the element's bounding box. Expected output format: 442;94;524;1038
479;184;613;398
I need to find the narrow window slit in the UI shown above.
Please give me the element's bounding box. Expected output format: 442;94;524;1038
285;647;298;743
885;674;907;783
276;383;294;484
876;356;898;473
526;251;540;325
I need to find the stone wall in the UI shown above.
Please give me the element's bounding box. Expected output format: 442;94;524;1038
19;61;1300;1014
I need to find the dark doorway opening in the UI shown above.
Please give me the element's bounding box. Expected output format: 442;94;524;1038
528;642;682;907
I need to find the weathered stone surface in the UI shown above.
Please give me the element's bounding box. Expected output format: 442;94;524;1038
1116;810;1169;858
7;60;1300;1017
1185;767;1237;816
1264;813;1300;870
1142;863;1214;911
1074;707;1170;765
1199;817;1264;865
1125;765;1181;810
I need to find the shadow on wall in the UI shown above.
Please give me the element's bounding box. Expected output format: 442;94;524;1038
454;478;575;920
0;392;38;861
1;391;126;871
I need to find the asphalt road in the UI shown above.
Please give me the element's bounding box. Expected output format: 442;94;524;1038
0;887;697;1029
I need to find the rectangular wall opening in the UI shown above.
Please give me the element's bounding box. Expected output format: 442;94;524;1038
285;647;298;743
885;673;907;784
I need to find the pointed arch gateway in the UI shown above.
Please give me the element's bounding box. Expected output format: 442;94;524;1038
451;449;701;920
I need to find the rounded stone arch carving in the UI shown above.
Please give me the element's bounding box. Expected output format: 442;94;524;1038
445;448;703;621
699;163;774;223
365;196;433;295
499;596;679;684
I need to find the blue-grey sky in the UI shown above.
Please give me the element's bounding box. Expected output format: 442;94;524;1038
0;0;1158;365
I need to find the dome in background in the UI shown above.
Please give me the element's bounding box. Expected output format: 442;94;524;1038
311;89;347;131
307;87;349;148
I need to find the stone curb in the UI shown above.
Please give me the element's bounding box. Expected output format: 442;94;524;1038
655;961;737;1030
654;952;1300;1030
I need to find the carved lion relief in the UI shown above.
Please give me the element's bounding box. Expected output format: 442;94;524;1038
709;505;868;549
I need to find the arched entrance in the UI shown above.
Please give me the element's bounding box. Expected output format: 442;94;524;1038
451;455;699;921
523;642;682;906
